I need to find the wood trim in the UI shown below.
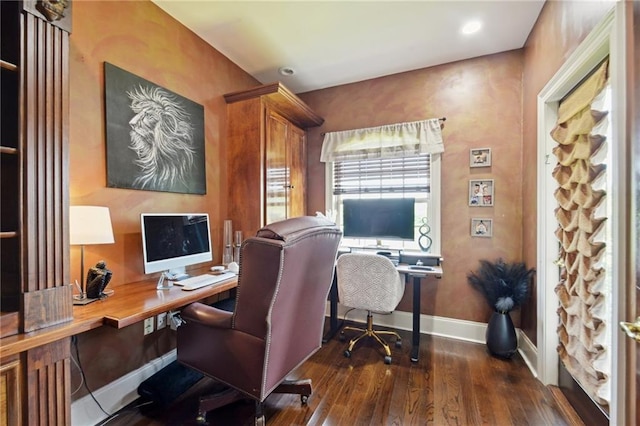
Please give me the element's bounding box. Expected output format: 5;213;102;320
0;59;18;72
21;0;72;33
0;313;103;360
224;82;324;128
0;312;19;339
0;146;18;155
0;359;21;426
21;286;73;333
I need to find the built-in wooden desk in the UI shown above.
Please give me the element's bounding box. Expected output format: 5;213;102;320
0;272;238;359
101;276;237;328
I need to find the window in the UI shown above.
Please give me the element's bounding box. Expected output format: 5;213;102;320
320;118;444;253
325;152;441;252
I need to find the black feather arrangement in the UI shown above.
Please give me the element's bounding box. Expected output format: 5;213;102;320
467;258;535;313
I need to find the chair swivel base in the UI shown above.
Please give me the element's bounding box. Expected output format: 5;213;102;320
195;379;312;425
341;312;402;364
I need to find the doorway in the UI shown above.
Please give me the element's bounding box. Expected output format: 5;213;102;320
536;4;629;425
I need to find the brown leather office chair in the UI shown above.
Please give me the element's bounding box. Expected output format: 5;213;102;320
177;216;342;425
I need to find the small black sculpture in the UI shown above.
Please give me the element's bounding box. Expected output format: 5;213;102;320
85;260;113;299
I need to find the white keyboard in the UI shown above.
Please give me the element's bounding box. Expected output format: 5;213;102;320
173;272;236;291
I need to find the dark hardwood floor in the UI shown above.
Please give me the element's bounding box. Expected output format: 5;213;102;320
100;327;583;426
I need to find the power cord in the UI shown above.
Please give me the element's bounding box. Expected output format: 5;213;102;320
71;335;113;418
70;346;85;396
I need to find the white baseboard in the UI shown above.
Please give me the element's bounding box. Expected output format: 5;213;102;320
71;349;177;426
517;329;539;378
330;303;488;344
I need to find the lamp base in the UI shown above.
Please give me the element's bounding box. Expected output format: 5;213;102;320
73;295;99;305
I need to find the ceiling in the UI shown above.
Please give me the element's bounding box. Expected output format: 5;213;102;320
152;1;545;94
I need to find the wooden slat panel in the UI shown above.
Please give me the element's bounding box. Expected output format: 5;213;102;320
35;16;46;291
22;286;72;333
26;339;70;426
21;10;69;301
22;10;37;295
57;31;70;293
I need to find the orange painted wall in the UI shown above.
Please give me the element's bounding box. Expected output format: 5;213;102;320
70;1;257;289
520;1;615;345
68;0;257;396
300;51;525;324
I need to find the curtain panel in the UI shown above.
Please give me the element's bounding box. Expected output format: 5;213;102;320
320;118;444;162
551;59;610;406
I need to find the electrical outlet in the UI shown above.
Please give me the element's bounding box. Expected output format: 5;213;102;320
157;312;167;330
143;317;154;335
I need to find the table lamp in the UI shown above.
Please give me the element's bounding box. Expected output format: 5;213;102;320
70;206;115;305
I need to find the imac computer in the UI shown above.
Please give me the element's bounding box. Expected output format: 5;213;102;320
141;213;213;284
342;198;415;246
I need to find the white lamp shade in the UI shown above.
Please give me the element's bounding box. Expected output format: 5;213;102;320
70;206;115;245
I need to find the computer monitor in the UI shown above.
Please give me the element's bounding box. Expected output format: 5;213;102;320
342;198;415;242
141;213;212;274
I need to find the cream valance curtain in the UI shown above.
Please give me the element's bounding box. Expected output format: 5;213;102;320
320;118;444;162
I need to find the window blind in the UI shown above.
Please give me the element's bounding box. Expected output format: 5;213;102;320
333;154;430;195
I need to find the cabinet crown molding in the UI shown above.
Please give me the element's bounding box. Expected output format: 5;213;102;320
224;81;324;128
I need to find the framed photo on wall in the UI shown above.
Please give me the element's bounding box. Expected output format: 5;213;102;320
469;179;494;206
471;218;493;237
470;148;492;167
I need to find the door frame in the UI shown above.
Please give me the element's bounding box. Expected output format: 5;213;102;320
536;3;628;424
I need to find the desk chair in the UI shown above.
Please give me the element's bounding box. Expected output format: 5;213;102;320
177;216;341;425
337;253;404;364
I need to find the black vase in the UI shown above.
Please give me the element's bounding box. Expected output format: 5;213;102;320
486;311;517;358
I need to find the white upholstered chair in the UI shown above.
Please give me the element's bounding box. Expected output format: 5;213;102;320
336;252;405;364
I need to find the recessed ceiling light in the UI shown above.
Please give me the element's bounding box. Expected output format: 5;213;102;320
461;20;482;35
278;67;295;76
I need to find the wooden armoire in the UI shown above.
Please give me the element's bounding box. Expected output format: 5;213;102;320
224;82;323;238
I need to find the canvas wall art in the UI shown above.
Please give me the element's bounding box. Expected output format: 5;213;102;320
104;62;206;194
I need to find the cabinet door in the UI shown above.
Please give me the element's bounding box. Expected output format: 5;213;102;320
265;111;288;224
287;124;306;218
0;360;21;426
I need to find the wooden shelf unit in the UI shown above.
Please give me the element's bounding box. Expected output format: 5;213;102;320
1;1;73;424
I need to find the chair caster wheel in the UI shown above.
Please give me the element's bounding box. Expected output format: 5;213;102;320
339;332;346;342
301;394;309;404
395;340;402;348
344;350;351;358
384;356;392;364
